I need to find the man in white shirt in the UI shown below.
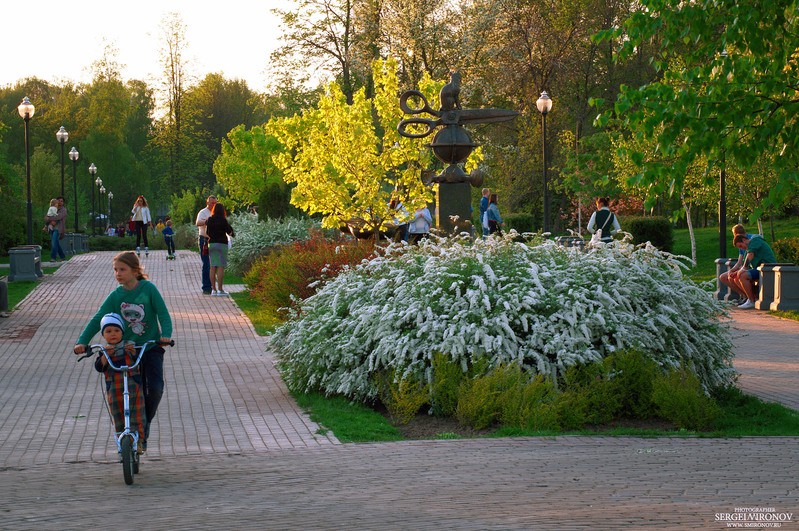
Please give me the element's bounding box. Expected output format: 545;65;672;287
195;195;217;295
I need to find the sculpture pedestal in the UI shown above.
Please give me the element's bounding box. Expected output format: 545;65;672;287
436;182;473;236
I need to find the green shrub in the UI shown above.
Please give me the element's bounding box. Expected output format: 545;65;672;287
374;369;429;424
624;216;674;252
257;182;300;219
498;374;560;430
603;349;660;419
245;234;376;323
503;213;535;233
560;362;620;425
456;364;524;429
772;237;799;264
430;352;466;417
652;367;721;430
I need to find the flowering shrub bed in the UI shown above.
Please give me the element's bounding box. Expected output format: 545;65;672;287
227;213;321;276
271;233;736;402
245;234;376;323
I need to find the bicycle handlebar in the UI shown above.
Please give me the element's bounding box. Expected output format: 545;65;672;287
76;339;174;365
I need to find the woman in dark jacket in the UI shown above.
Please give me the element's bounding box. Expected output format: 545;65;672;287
205;203;235;296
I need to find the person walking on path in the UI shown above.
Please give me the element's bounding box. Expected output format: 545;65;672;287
131;196;153;257
73;251;173;452
195;194;217;295
206;203;235;296
44;196;67;262
486;193;504;236
586;197;621;243
732;234;777;309
479;188;490;237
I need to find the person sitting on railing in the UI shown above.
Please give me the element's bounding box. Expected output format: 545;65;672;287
732;234;777;309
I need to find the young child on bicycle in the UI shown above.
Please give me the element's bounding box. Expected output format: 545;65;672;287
74;251;172;453
94;313;145;451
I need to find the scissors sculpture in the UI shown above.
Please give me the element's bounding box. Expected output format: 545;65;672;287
398;72;518;185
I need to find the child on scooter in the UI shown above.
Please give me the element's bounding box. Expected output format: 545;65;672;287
74;251;172;453
94;313;144;450
162;219;175;260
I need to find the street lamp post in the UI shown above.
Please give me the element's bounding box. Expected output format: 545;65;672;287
56;126;69;198
719;151;727;259
536;91;553;234
18;97;35;244
88;163;97;236
108;191;114;232
69;147;79;232
95;176;103;235
99;185;106;232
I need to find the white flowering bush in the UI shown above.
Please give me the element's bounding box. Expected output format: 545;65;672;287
271;233;735;402
227;213;321;275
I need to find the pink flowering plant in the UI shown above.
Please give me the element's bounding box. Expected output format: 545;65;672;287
271;232;735;402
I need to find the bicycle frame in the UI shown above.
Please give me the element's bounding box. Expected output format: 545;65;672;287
97;341;152;454
79;339;160;454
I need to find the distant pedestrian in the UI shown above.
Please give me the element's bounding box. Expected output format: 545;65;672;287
587;197;621;243
479;188;490;237
486;193;503;236
43;198;58;233
195;195;218;295
408;206;433;245
131;196;153;257
162;219;176;260
44;196;67;262
206;203;235;296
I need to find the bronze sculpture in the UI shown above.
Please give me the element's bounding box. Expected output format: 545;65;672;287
397;72;518;233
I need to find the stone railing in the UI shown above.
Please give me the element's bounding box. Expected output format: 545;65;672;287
715;259;798;311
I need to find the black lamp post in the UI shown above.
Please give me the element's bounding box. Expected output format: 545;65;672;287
69;147;79;232
108;191;114;231
18;97;35;244
56;126;68;198
719;151;727;259
88;163;97;236
99;184;106;232
536;91;553;234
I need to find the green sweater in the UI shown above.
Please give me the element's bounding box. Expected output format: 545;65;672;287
746;237;777;268
77;280;172;346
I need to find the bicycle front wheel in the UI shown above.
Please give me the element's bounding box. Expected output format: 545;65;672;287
121;437;135;485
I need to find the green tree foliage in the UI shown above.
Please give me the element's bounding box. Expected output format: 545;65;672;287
213;125;284;206
266;58;433;234
597;0;799;213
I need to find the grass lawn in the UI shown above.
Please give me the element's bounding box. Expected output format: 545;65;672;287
3;267;59;309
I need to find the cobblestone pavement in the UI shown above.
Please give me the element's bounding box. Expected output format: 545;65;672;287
1;252;797;530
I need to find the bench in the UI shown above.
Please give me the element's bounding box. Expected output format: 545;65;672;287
8;245;43;282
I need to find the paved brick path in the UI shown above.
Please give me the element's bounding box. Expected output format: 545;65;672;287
1;251;797;530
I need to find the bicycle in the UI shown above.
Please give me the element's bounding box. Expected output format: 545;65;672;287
77;339;174;485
